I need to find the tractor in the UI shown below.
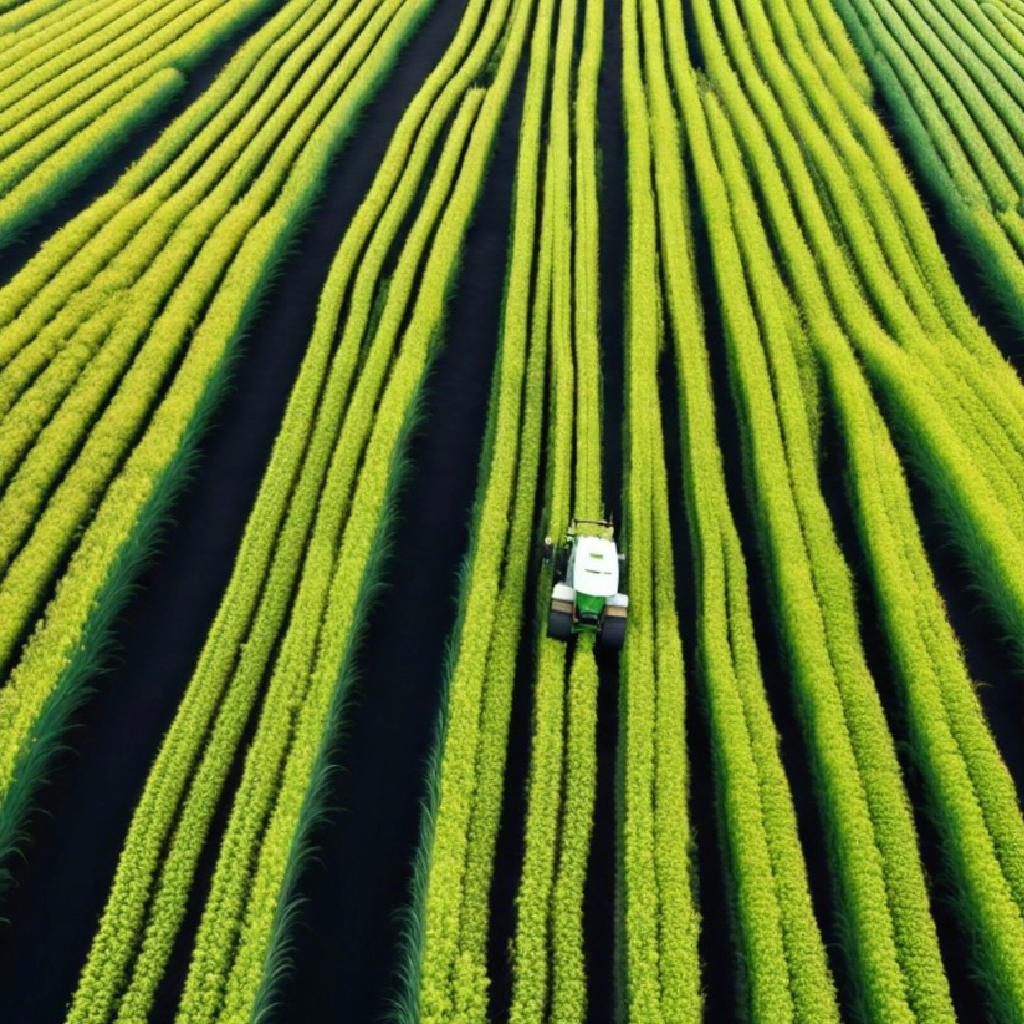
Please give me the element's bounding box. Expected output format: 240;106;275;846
543;518;628;650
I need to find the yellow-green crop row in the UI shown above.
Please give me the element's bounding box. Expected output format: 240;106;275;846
172;4;535;1014
0;0;78;34
692;0;1024;1009
705;0;1024;657
0;0;360;388
0;0;397;653
0;0;287;245
632;0;838;1020
0;0;196;105
830;0;1024;327
410;0;558;1019
507;0;622;1009
63;0;513;1015
620;1;721;1019
0;68;185;247
687;0;968;1017
548;0;602;1016
0;0;435;907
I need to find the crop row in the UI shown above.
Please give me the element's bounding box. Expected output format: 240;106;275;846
625;0;840;1020
620;1;701;1020
0;0;438;907
409;0;557;1019
829;0;1024;329
721;0;1024;627
687;0;965;1019
62;0;523;1018
0;0;286;245
507;0;617;1016
685;0;1024;1012
176;3;539;1013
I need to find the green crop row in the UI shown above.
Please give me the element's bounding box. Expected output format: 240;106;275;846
0;0;286;245
0;0;334;350
0;0;78;35
709;0;1024;655
507;8;576;1014
0;0;396;655
706;71;1024;1022
66;0;515;1016
411;0;557;1019
620;2;717;1020
0;0;358;389
0;68;185;248
631;0;840;1020
548;0;603;1015
690;0;1024;1010
689;0;966;1019
173;5;536;1015
0;0;435;911
0;0;194;110
173;95;487;1024
829;0;1024;326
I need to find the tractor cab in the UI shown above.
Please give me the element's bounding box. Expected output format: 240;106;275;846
543;518;628;650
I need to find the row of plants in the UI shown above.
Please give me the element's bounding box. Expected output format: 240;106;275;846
0;0;338;349
64;0;513;1016
171;1;539;1014
0;0;407;642
0;0;286;241
0;0;362;387
829;0;1024;330
0;0;395;576
727;0;1024;646
627;0;837;1020
410;0;558;1019
693;1;966;1019
0;0;78;33
0;0;439;908
735;0;1024;532
0;67;186;247
691;0;1024;1011
508;0;618;1014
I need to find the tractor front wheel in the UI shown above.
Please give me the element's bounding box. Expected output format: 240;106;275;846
548;608;572;640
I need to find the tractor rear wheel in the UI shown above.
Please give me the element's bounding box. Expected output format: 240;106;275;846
548;608;572;640
600;614;626;651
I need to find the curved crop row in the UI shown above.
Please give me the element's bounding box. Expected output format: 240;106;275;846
0;0;437;907
629;0;837;1020
63;0;514;1015
0;67;186;247
0;0;386;581
696;44;1024;1024
172;4;538;1015
829;0;1024;329
0;0;286;246
687;0;965;1018
0;0;357;381
704;0;1024;654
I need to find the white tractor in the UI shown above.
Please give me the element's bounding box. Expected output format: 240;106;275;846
543;518;628;650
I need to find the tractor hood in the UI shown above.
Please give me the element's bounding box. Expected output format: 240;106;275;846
571;535;619;597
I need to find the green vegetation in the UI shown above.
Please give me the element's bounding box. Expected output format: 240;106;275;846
2;0;1023;1019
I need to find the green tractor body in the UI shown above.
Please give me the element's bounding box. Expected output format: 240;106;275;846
544;518;628;650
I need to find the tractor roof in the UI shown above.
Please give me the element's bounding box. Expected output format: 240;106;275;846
572;535;620;597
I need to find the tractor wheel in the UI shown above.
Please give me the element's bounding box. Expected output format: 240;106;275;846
548;608;572;641
600;614;626;651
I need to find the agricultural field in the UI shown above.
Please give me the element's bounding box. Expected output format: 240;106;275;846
0;0;1022;1019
